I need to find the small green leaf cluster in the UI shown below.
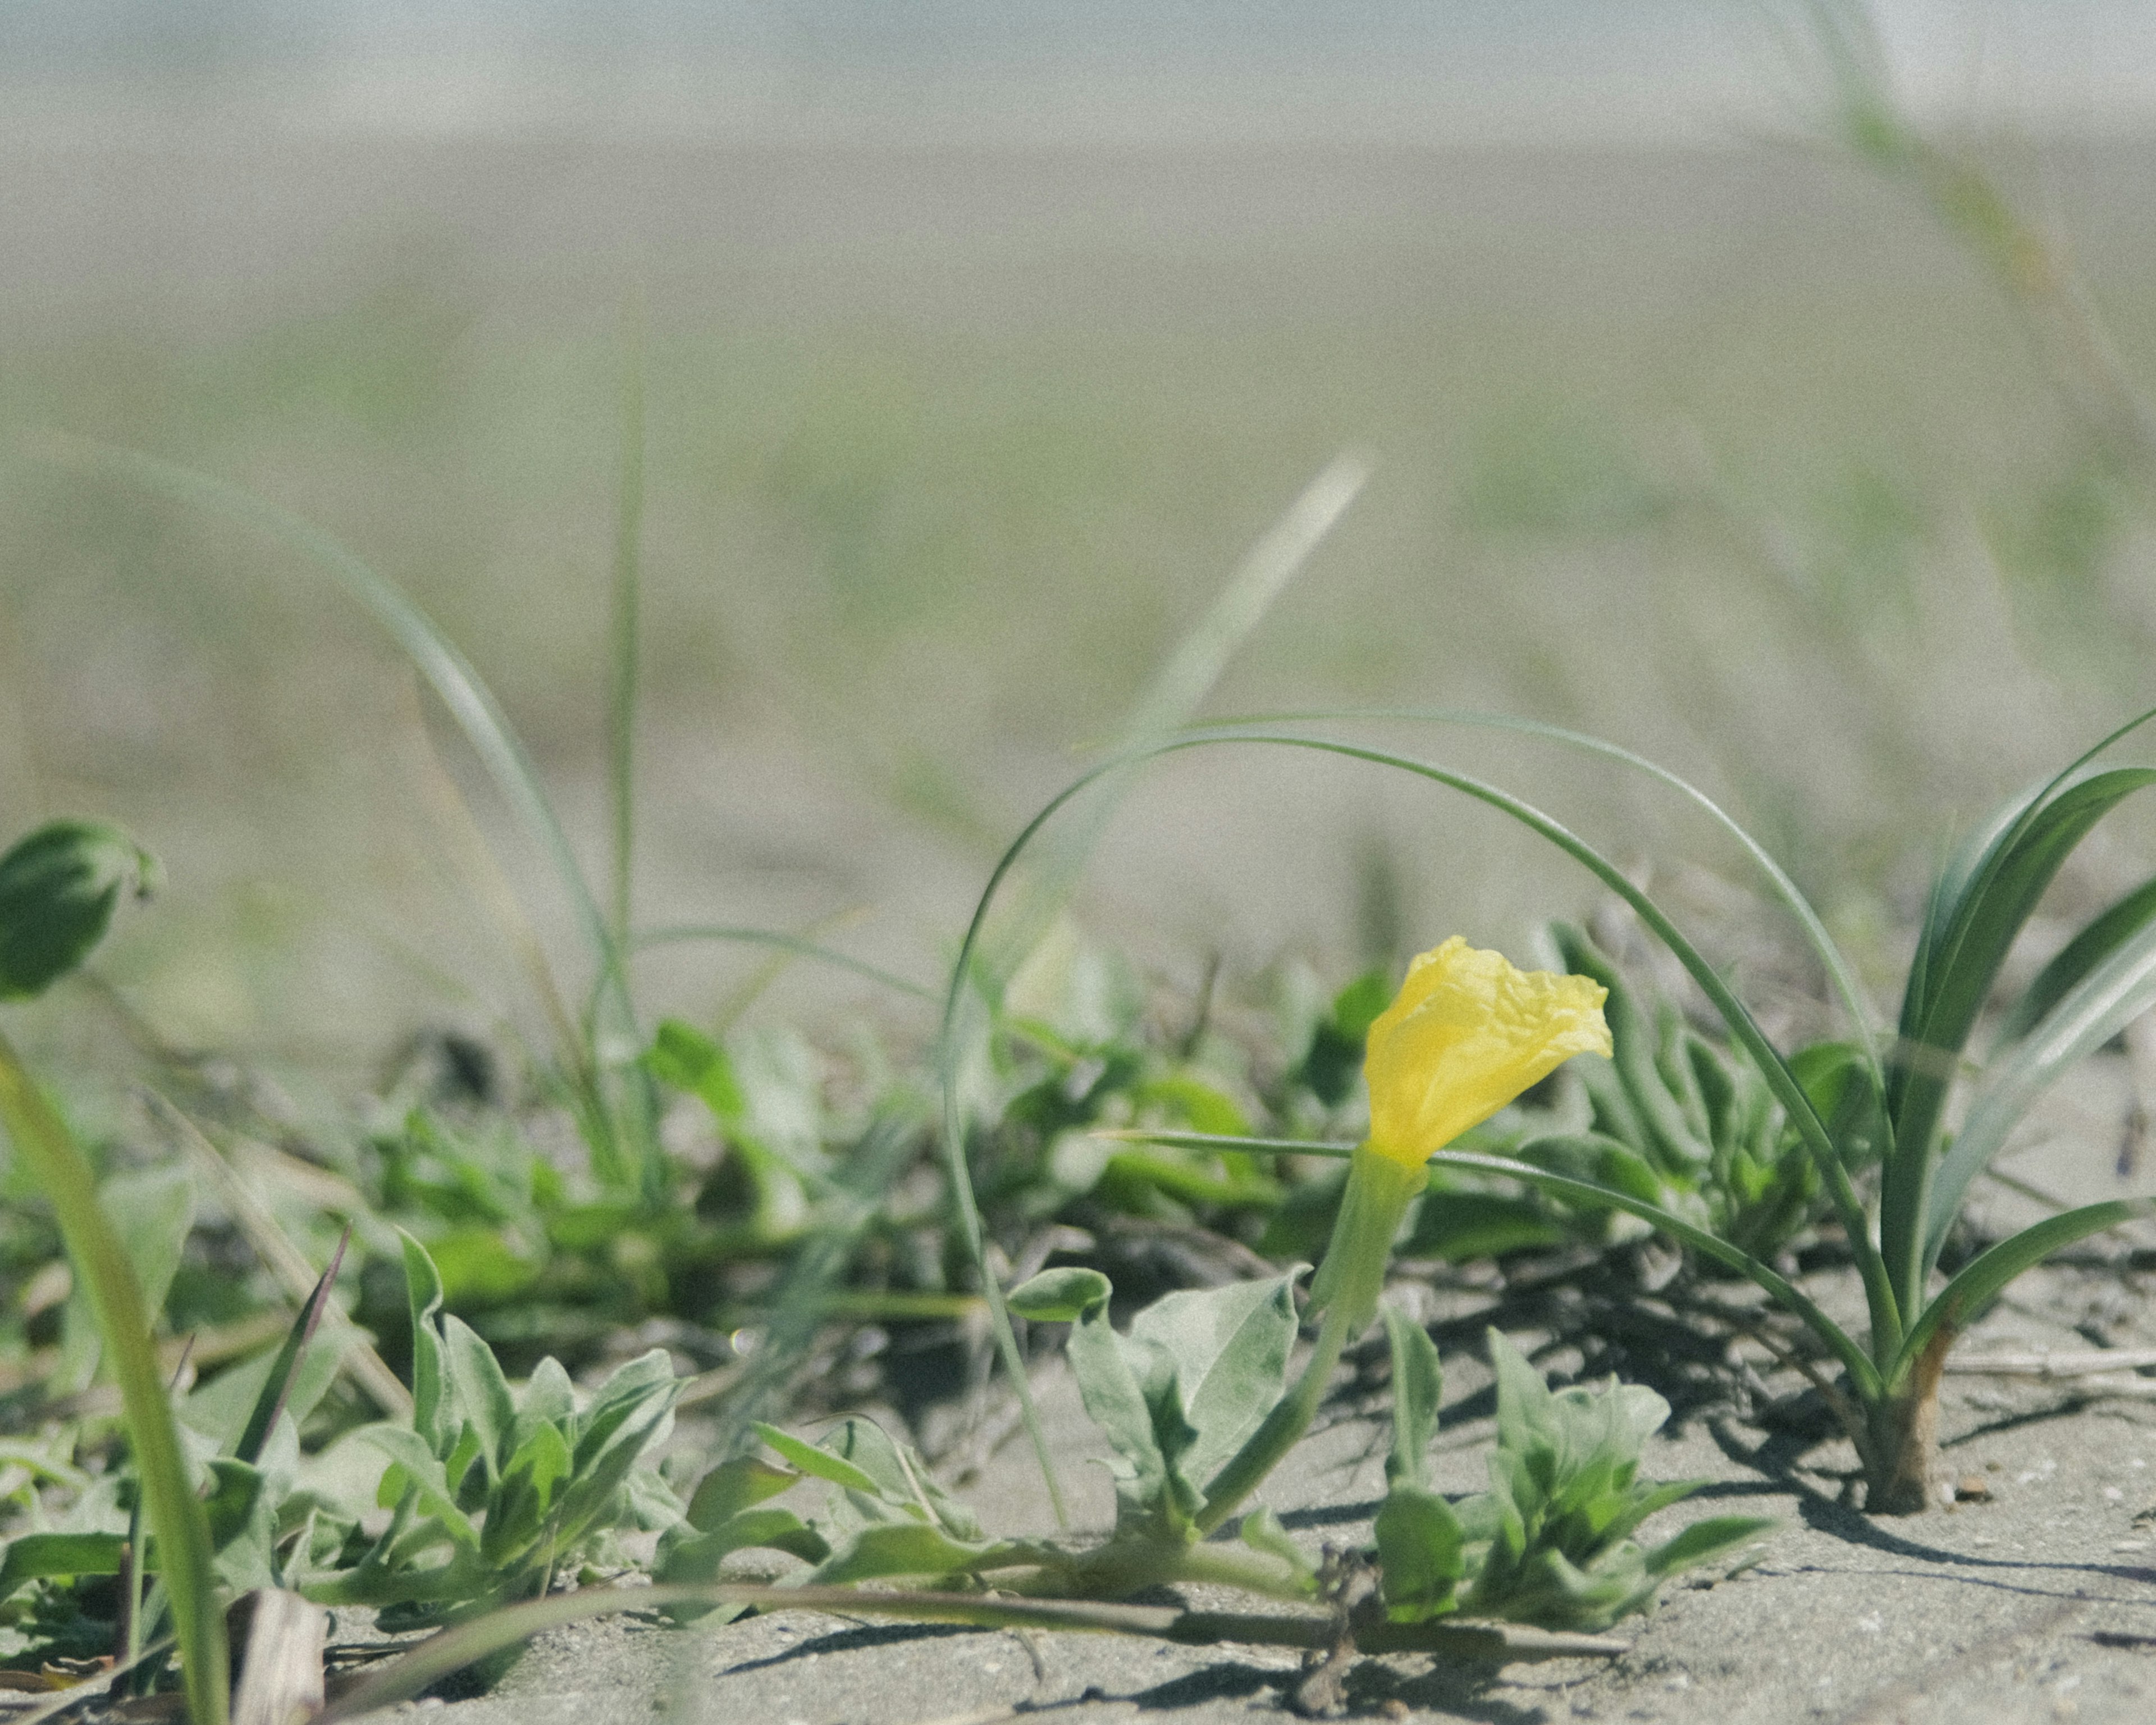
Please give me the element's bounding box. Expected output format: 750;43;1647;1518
326;1231;682;1622
1373;1318;1772;1632
656;1417;1029;1604
1505;924;1880;1262
1008;1265;1299;1549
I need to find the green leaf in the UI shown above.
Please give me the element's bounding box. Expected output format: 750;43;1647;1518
1488;1330;1561;1460
1381;1306;1443;1493
645;1020;745;1125
518;1357;576;1426
1550;925;1710;1178
1996;871;2156;1047
398;1229;449;1454
203;1458;278;1594
231;1226;352;1467
0;1531;127;1600
1373;1487;1466;1622
1008;1267;1113;1324
483;1422;573;1568
1922;923;2156;1275
0;820;158;1000
354;1422;482;1551
1643;1514;1776;1580
825;1418;981;1540
685;1457;801;1532
1885;765;2156;1303
809;1520;1016;1586
1894;1199;2156;1387
656;1508;829;1586
441;1314;517;1480
752;1424;884;1499
0;1036;227;1725
1127;1271;1300;1491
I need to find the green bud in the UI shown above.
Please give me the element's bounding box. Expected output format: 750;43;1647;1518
0;820;158;1000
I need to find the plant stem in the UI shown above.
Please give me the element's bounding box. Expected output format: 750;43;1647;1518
1193;1143;1421;1537
0;1032;229;1725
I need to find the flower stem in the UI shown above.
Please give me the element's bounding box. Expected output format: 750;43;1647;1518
1192;1144;1426;1536
1191;1290;1359;1536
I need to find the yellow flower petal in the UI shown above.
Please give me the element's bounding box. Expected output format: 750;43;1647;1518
1363;936;1611;1168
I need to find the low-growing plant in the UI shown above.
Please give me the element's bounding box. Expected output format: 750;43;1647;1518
642;1266;1760;1649
1096;711;2156;1511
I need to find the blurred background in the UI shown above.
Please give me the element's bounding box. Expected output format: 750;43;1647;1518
4;1;2156;1085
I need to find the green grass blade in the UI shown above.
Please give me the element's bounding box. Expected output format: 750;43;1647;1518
1993;871;2156;1047
1892;1199;2156;1391
609;286;646;947
1094;1128;1354;1158
1202;706;1880;1074
633;924;935;1001
1921;916;2156;1276
0;1033;227;1725
231;1225;351;1467
1428;1148;1879;1399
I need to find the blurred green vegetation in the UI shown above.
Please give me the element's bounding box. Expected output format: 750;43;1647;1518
2;131;2154;1076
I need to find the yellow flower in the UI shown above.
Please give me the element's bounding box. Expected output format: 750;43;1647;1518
1363;936;1611;1168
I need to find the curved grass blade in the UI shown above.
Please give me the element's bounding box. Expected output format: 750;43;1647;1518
935;462;1367;1523
1993;871;2156;1048
1428;1147;1878;1399
1094;1128;1354;1158
0;1034;227;1725
1892;1199;2156;1392
1921;918;2156;1276
1201;706;1879;1072
42;437;657;1187
634;924;935;1001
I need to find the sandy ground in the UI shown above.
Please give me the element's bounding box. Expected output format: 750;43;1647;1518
384;1343;2156;1725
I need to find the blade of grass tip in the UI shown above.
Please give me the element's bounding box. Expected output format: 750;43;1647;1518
38;436;648;1159
232;1224;351;1466
609;282;646;949
975;450;1369;992
1202;706;1880;1076
0;1034;227;1725
634;924;937;1002
150;1093;413;1421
